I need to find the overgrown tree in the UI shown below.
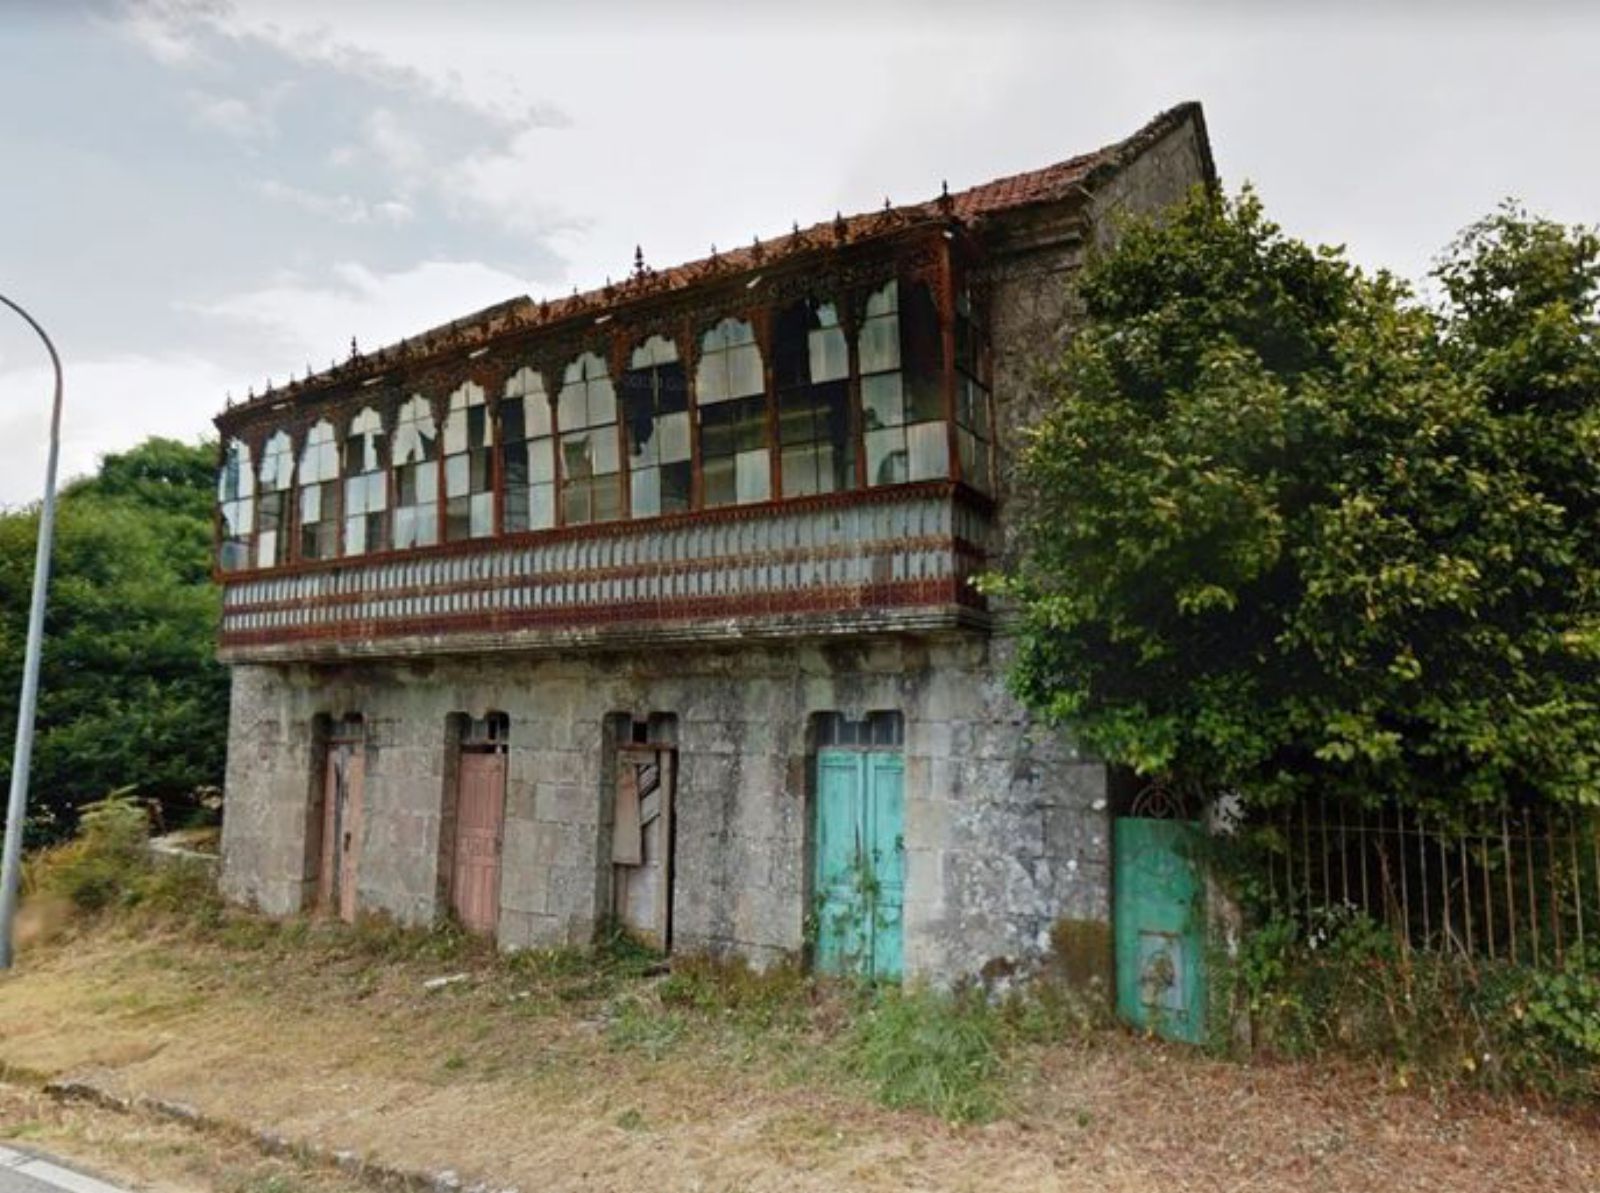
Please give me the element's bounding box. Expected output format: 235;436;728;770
0;438;226;839
993;190;1600;816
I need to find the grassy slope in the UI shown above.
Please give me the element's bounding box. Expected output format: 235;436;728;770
0;909;1595;1193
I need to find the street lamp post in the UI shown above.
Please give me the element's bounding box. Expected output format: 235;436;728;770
0;293;64;970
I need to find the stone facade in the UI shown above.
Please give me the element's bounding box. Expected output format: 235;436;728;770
215;104;1216;984
222;634;1109;978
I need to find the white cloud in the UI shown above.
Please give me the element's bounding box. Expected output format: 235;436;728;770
361;108;427;178
255;180;413;226
185;88;276;139
110;0;225;65
0;352;231;507
189;259;538;370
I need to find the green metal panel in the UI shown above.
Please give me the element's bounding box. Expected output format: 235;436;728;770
815;751;866;975
866;752;905;980
814;749;905;979
1114;817;1206;1043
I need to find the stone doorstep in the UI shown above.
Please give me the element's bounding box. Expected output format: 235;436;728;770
37;1076;517;1193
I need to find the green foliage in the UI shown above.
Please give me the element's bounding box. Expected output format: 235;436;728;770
1227;908;1600;1099
994;189;1600;815
0;438;226;840
39;792;151;911
845;986;1001;1123
657;953;812;1030
1513;948;1600;1074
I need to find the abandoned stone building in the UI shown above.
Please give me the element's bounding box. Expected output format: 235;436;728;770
214;102;1217;987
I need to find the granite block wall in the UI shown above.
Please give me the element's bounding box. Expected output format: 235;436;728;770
219;634;1109;982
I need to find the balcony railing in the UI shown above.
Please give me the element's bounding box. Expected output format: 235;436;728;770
218;482;992;660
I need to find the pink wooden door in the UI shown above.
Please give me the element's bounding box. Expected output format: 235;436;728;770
319;742;364;923
451;750;506;935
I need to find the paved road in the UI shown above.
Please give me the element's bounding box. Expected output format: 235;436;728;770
0;1146;129;1193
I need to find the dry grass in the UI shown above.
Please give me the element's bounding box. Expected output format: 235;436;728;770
0;1084;367;1193
0;912;1595;1193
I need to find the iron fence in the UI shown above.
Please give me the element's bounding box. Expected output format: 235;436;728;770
1264;799;1600;968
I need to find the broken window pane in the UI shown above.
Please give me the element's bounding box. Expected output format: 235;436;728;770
392;395;439;549
296;420;340;561
622;335;692;518
558;351;621;525
341;407;388;557
255;430;295;567
217;438;254;572
775;299;854;498
442;382;493;542
858;278;951;487
954;287;994;493
697;319;769;507
503;367;555;532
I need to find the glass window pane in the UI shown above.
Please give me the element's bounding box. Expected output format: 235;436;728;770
558;384;585;431
628;419;660;468
419;507;440;547
782;444;821;498
728;343;764;398
906;373;944;424
907;420;950;481
503;441;528;488
502;397;526;443
658;410;691;462
703;456;735;508
592;427;619;474
529;437;554;484
445;453;470;498
859;315;900;374
735;449;770;504
446;496;470;541
865;280;897;318
658;361;689;414
959;428;991;492
417;463;438;503
593;475;622;522
393;506;416;548
660;461;691;513
470;492;493;536
300;485;321;523
697;353;729;404
529;483;555;529
588;378;616;427
632;466;661;518
563;434;594;479
866;427;907;486
345;516;366;555
862;372;904;430
811;323;848;383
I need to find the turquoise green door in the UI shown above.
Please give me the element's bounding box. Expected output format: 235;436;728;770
1114;818;1206;1043
814;749;904;979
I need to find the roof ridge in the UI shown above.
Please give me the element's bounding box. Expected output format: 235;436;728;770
223;102;1206;415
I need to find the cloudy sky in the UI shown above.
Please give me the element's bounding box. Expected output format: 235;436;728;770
0;1;1595;504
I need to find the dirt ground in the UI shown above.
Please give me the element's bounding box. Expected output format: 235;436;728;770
0;916;1595;1193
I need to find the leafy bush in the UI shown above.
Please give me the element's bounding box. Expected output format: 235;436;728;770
39;792;151;911
846;987;1001;1123
1230;907;1600;1100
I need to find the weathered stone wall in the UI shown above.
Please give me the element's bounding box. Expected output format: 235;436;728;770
218;109;1212;984
219;634;1108;980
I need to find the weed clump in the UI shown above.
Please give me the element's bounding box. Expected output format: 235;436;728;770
846;986;1001;1123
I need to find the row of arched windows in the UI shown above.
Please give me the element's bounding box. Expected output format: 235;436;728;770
217;280;992;573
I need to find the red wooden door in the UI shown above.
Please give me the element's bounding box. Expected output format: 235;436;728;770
452;750;506;935
319;740;364;923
